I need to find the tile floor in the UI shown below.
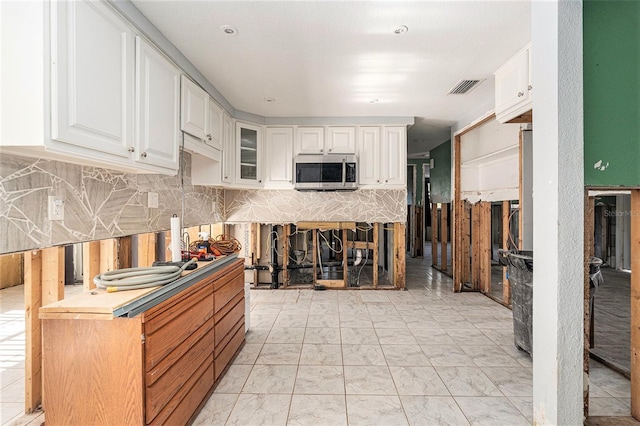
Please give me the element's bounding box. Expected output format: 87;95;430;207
0;257;634;425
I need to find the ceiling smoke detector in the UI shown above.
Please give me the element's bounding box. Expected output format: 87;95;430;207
447;79;484;95
220;25;238;36
393;25;408;35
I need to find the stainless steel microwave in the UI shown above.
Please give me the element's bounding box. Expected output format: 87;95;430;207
293;154;358;191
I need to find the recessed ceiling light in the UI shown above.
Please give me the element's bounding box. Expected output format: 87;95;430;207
220;25;238;36
264;97;276;103
393;25;408;35
370;99;379;104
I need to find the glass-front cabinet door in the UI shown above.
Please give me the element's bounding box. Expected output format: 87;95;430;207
235;122;262;185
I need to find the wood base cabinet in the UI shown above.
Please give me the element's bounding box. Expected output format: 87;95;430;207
41;258;245;426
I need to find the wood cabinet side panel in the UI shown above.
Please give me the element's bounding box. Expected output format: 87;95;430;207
42;318;144;426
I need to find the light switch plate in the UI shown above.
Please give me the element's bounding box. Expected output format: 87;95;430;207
148;192;159;208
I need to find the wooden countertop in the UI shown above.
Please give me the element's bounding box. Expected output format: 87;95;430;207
39;256;239;320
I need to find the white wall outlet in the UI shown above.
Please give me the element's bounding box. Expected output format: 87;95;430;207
147;192;159;208
48;196;64;221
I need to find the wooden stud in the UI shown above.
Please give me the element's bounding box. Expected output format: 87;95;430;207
0;253;23;289
441;204;448;271
83;241;100;290
431;204;438;267
99;239;118;273
479;202;492;294
24;250;42;413
312;230;318;284
251;223;258;286
502;200;511;305
117;236;133;270
393;222;406;289
631;188;640;419
283;224;291;288
453;135;462;292
373;223;379;288
584;191;595;419
136;233;157;268
296;221;356;230
41;246;64;307
471;204;481;291
461;202;472;288
342;228;349;287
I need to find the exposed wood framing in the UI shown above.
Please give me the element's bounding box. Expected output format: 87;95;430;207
24;246;66;413
373;223;379;289
453;134;462;292
471;204;481;291
82;241;100;290
479;202;492;294
393;223;406;289
297;221;355;230
251;223;259;286
99;239;118;273
312;230;318;285
431;204;438;267
502;200;511;304
630;189;640;419
136;233;157;268
342;228;348;287
117;236;132;269
316;279;344;288
283;224;291;287
584;191;595;419
441;204;448;271
462;203;472;286
0;253;23;289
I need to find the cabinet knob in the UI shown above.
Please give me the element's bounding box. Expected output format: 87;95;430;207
128;147;135;153
259;180;262;183
207;134;212;141
385;179;388;183
517;91;524;97
328;148;332;152
528;85;532;91
141;152;148;158
377;179;380;183
224;176;228;179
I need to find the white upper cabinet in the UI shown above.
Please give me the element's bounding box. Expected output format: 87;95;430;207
221;113;235;184
207;98;223;150
295;127;324;154
51;0;135;159
180;76;208;140
235;122;262;186
135;37;180;171
494;43;532;123
264;127;294;188
326;127;356;154
357;126;406;187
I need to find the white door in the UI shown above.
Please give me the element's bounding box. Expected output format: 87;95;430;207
494;47;530;115
207;98;223;150
264;127;293;188
295;127;324;154
236;122;262;185
382;127;406;186
357;127;381;185
222;114;234;184
51;0;134;158
326;127;356;154
180;76;208;140
135;37;180;171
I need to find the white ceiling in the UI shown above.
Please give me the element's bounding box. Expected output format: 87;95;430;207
131;0;531;157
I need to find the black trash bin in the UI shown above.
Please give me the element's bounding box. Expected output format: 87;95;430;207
499;249;534;356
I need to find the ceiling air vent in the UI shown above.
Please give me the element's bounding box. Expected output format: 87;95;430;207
447;79;483;95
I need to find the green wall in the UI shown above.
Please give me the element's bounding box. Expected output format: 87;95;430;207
429;140;452;203
584;0;640;186
407;159;428;205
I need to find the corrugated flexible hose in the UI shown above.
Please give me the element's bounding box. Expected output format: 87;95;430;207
93;259;196;292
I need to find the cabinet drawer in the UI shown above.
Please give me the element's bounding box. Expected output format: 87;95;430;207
215;324;245;382
145;286;213;370
214;292;244;348
148;353;214;426
214;269;244;315
146;326;214;423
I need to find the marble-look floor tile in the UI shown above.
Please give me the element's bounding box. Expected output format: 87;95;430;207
192;393;238;425
346;395;408;426
341;327;379;345
499;344;533;367
360;292;392;304
409;327;455;345
214;364;252;393
367;304;398;316
375;328;417;345
287;394;347;426
381;344;430;366
482;328;517;346
460;345;523;368
226;394;290;426
255;344;302;365
242;364;297;394
344;365;397;395
304;327;341;344
244;327;270;344
266;327;306;344
372;317;408;329
436;366;502;397
589;397;632;416
299;344;342;365
481;366;532;397
307;314;340;328
294;365;345;395
274;313;309;328
339;314;374;328
446;328;497;346
342;344;387;366
455;396;529;425
251;314;278;329
508;396;533;423
389;366;449;396
421;344;474;367
590;366;631;398
401;395;470;425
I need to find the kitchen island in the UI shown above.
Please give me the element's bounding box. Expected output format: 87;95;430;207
39;255;246;426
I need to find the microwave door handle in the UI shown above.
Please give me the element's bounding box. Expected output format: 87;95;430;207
342;158;346;187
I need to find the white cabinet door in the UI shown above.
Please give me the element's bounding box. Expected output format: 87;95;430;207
264;127;294;188
357;127;381;185
326;127;356;154
382;127;406;186
236;122;262;186
51;0;135;159
135;37;180;171
180;76;208;140
207;98;223;150
222;113;234;184
494;43;532;123
295;127;324;154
